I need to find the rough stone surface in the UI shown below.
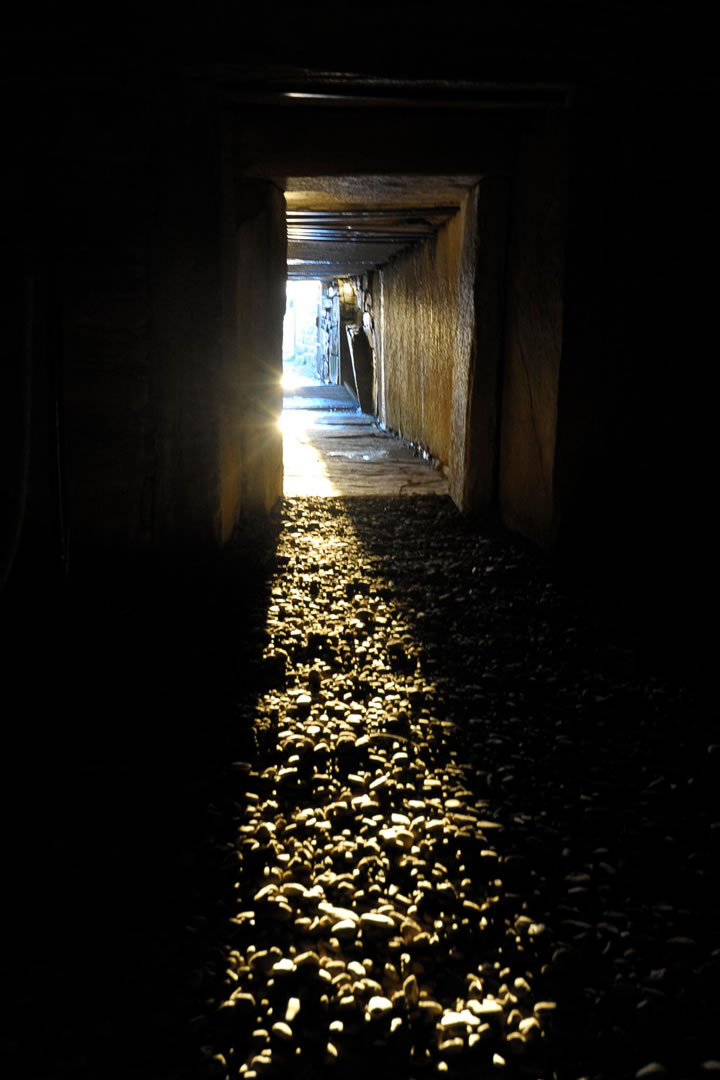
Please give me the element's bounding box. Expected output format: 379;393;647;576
457;176;511;517
282;383;448;497
499;112;568;548
379;190;478;489
188;496;718;1080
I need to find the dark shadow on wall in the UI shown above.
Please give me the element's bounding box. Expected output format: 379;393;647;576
346;326;375;415
551;81;715;701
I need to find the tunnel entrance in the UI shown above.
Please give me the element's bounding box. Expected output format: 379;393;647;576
281;278;358;497
280;270;449;498
282;280;322;389
281;176;479;501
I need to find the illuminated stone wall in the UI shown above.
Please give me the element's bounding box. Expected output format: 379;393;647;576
377;191;478;489
373;115;568;548
318;284;340;384
218;179;285;539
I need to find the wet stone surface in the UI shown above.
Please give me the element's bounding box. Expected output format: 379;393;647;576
191;497;718;1080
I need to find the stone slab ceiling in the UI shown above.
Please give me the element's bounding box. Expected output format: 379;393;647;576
285;175;480;280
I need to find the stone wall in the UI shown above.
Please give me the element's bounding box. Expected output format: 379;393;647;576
550;82;714;651
3;78;287;572
497;111;569;548
457;177;512;517
148;86;228;549
339;281;358;395
377;191;478;488
356;274;379;415
318;283;340;383
149;102;285;548
219;175;285;538
55;85;158;550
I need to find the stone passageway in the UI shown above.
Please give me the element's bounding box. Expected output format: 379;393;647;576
190;497;719;1080
282;375;449;497
4;16;718;1080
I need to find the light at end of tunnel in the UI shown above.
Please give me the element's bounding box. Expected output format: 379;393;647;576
282;368;308;390
277;410;311;434
342;281;354;300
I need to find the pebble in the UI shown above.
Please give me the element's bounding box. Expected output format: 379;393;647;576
272;958;295;975
532;1001;557;1018
319;902;358;924
440;1009;478;1030
403;974;419;1007
271;1021;293;1042
438;1037;464;1055
469;999;503;1019
229;990;256;1011
332;918;358;939
294;951;320;970
285;997;301;1022
366;995;393;1017
199;498;710;1080
360;912;395;933
417;1000;443;1019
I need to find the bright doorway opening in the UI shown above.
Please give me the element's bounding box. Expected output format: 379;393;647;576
282;280;322;389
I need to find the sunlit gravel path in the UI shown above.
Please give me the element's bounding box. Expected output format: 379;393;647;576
194;497;719;1080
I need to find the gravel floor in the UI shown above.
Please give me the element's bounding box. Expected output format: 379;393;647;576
188;496;719;1080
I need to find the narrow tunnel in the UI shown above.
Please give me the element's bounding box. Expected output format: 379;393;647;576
1;13;717;1080
280;175;477;499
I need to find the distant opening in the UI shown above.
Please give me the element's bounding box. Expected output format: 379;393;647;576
280;270;448;499
281;278;361;496
282;279;321;389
